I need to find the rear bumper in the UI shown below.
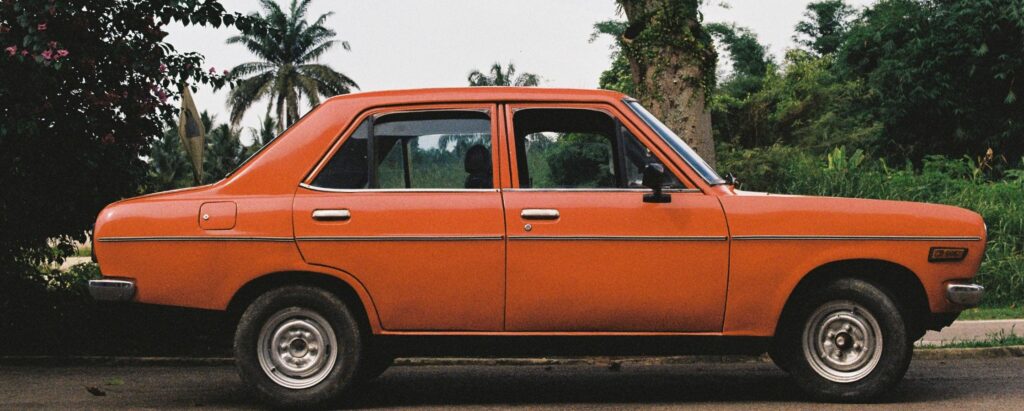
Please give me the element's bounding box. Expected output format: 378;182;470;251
946;283;985;307
88;279;136;302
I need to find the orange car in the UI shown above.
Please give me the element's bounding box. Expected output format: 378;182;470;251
90;88;986;406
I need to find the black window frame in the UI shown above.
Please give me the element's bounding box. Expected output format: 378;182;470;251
509;107;686;190
308;108;494;191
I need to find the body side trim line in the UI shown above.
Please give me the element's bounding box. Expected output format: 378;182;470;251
297;235;504;242
508;235;727;242
98;236;294;243
731;235;982;242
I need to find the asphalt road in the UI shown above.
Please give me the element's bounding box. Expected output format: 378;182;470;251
2;357;1022;410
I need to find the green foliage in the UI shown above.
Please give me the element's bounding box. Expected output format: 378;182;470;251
545;134;614;188
227;0;358;130
146;112;251;191
706;23;772;78
718;145;1024;306
712;50;881;151
467;62;540;87
794;0;855;55
0;0;260;274
838;0;1024;167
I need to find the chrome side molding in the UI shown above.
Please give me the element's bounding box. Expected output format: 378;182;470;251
88;279;136;302
946;283;985;307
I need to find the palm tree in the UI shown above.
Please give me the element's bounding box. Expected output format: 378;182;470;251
467;62;541;87
227;0;358;132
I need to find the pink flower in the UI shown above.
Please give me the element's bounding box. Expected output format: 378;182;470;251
223;69;229;75
41;49;53;60
158;63;167;72
157;89;168;103
49;41;58;48
4;45;15;56
208;66;216;74
20;50;28;56
56;49;69;58
37;23;47;31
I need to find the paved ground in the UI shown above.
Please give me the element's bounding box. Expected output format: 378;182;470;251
920;319;1024;345
1;357;1022;410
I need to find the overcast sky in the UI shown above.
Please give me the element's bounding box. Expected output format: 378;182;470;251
165;0;874;144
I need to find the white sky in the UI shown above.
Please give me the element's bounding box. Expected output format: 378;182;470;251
165;0;875;144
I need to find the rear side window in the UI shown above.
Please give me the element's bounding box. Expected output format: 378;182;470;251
511;108;682;189
312;111;493;189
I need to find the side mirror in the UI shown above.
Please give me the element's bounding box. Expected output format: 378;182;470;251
642;163;671;203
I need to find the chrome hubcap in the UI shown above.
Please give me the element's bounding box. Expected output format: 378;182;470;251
802;300;883;383
257;307;338;389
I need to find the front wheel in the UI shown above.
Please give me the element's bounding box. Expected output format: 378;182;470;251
234;285;363;408
775;278;912;402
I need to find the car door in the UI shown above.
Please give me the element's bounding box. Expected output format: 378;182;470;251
294;104;506;331
501;103;730;332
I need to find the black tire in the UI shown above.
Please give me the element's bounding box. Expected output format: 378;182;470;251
775;277;912;402
234;285;363;409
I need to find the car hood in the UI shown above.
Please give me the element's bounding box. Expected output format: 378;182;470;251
719;192;986;240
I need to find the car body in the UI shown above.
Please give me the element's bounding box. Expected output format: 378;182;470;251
90;87;986;406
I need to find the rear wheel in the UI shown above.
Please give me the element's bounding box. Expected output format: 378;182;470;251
234;285;363;408
776;277;912;402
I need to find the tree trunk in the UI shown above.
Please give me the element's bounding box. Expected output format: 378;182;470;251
618;0;717;169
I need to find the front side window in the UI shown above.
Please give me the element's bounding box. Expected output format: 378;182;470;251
512;108;682;189
625;100;725;185
312;110;493;189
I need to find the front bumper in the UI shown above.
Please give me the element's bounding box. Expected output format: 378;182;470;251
88;279;136;301
946;283;985;307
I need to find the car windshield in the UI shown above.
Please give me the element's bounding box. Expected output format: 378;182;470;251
624;100;726;185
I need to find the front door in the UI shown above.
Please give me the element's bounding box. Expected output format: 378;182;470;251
502;104;729;332
294;105;506;331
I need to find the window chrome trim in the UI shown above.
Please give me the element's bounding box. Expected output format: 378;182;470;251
508;235;727;242
98;236;294;243
296;235;504;242
731;235;983;242
624;99;726;186
299;183;499;193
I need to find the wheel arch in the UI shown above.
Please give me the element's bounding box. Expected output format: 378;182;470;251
226;271;380;334
777;259;930;337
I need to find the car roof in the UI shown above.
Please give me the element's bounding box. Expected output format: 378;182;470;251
322;87;630;106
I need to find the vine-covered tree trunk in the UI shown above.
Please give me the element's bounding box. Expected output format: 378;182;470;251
618;0;718;168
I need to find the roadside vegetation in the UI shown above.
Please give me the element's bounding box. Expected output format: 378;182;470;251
919;328;1024;349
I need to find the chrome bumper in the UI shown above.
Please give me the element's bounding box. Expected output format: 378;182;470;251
946;283;984;307
88;279;136;302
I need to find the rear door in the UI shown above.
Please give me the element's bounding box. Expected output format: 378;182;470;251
294;104;506;331
501;103;730;332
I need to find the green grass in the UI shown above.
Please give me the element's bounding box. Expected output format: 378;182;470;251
921;328;1024;349
957;306;1024;320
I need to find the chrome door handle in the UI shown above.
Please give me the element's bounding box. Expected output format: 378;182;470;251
521;209;559;220
312;209;351;221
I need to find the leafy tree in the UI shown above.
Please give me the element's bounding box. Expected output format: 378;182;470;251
147;127;192;192
839;0;1024;167
794;0;855;56
0;0;260;272
615;0;719;168
591;20;634;95
147;112;251;190
467;62;540;86
227;0;358;132
203;118;246;182
244;115;278;157
707;23;772;79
